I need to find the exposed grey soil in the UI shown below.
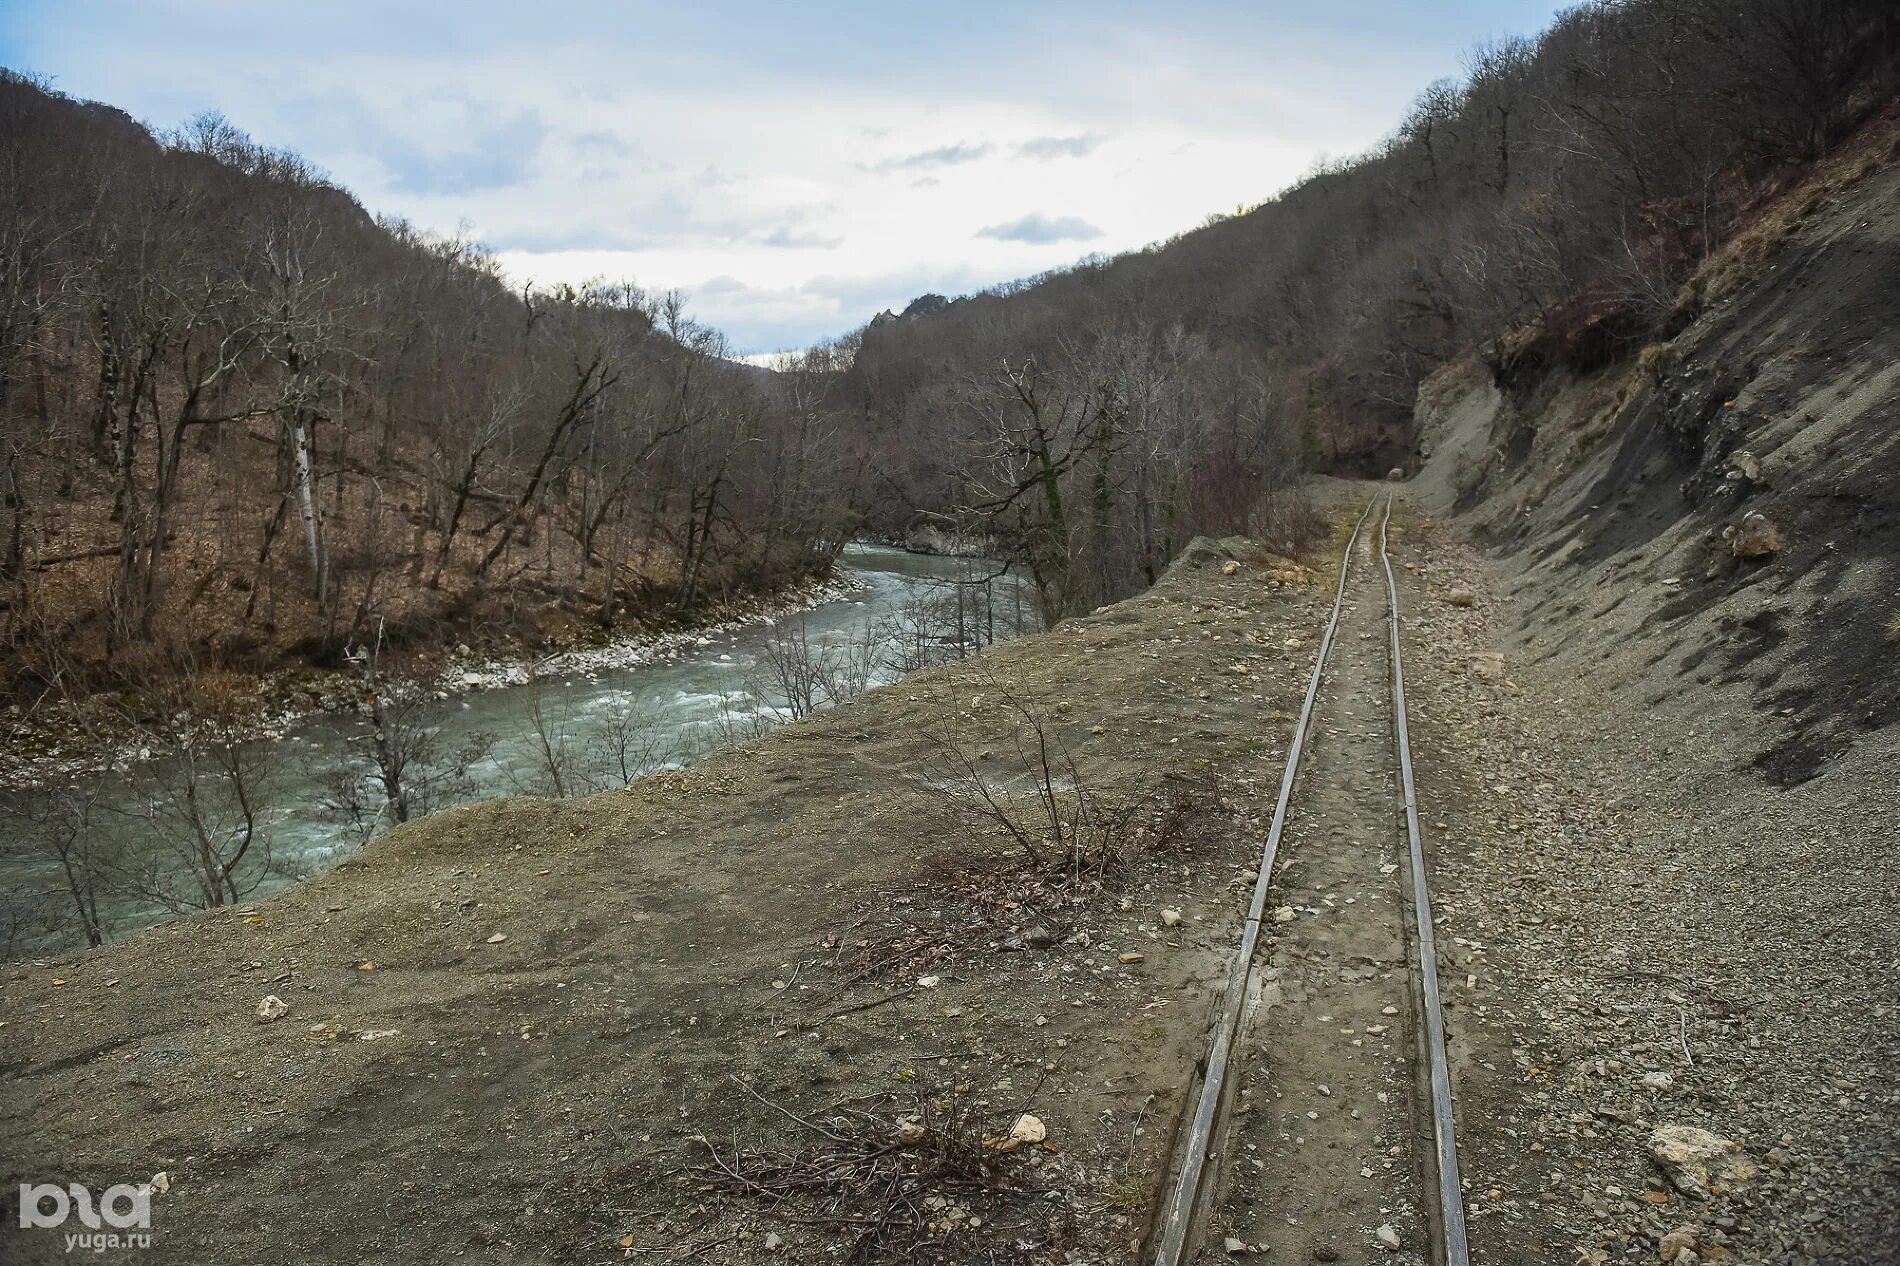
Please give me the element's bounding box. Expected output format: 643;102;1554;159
1399;119;1900;1266
1397;515;1900;1266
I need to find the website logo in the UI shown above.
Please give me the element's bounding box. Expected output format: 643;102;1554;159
17;1179;160;1254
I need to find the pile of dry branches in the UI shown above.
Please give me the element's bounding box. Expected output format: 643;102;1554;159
688;1085;1072;1264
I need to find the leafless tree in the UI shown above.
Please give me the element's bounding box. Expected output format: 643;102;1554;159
0;785;114;947
112;737;281;911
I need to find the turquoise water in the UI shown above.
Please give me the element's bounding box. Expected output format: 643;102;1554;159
0;546;1030;954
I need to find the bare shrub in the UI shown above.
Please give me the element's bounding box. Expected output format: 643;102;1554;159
517;677;580;799
882;570;1034;677
0;786;114;949
915;670;1146;877
579;692;674;790
1248;484;1329;559
111;737;283;911
322;625;495;841
754;614;882;721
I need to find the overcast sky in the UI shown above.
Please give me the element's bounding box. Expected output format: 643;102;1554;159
2;1;1566;355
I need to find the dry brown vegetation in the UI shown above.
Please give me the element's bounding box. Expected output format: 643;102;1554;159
0;77;860;716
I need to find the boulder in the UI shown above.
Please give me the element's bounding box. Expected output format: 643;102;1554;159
1724;512;1782;558
1658;1225;1701;1263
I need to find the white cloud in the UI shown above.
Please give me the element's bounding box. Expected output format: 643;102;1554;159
7;0;1571;350
1014;133;1106;160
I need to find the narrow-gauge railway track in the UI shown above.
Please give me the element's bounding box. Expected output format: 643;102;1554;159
1149;494;1471;1265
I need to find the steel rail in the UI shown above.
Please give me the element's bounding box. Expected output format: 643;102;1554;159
1148;496;1378;1266
1377;496;1472;1266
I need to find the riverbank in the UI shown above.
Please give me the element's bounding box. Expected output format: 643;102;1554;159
0;528;1337;1265
0;568;866;794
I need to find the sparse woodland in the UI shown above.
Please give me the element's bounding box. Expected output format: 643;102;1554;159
3;0;1897;717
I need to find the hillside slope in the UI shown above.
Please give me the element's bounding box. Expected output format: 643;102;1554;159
1407;111;1900;1263
0;73;844;723
1412;110;1899;786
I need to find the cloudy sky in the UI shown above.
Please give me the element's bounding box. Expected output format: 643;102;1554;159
2;0;1566;355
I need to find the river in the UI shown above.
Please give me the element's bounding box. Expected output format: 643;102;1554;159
0;545;1031;956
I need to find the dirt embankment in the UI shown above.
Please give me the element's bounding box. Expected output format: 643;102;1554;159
1;533;1351;1265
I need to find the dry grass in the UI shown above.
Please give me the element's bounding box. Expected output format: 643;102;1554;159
1678;107;1900;316
1638;341;1677;385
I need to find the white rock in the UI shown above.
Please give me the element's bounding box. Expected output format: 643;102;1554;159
917;975;942;988
1223;1235;1247;1254
486;932;508;944
1375;1223;1401;1251
1009;1113;1047;1146
1161;908;1184;927
1642;1070;1676;1091
256;995;289;1022
763;1231;783;1251
1649;1124;1757;1199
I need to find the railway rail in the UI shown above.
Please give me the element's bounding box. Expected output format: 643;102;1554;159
1148;494;1471;1265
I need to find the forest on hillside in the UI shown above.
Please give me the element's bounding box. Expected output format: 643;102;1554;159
0;75;865;716
2;0;1896;722
835;0;1897;611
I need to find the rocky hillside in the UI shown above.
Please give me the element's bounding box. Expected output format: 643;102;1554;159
1412;106;1900;788
1405;104;1900;1263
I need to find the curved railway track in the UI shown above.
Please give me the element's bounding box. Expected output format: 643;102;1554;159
1149;494;1471;1265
